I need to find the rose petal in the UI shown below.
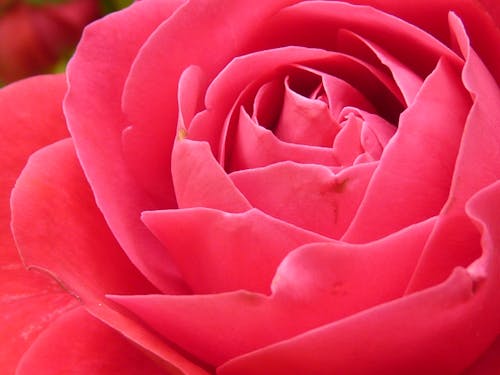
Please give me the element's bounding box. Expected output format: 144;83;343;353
121;0;301;205
218;181;500;374
249;1;459;81
0;292;77;375
463;335;500;375
16;307;172;375
10;139;207;375
321;71;375;118
405;14;500;292
343;57;471;243
230;161;378;238
332;112;364;165
0;74;68;264
337;30;423;105
0;75;75;374
141;207;331;294
111;217;435;367
273;75;338;147
64;0;186;293
230;107;339;170
188;46;337;156
346;0;500;83
171;139;251;212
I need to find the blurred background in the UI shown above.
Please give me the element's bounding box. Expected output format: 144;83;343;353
0;0;131;85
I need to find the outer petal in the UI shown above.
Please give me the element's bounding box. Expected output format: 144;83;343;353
346;0;500;83
64;0;187;293
10;139;208;375
217;181;500;375
0;75;76;375
1;74;68;264
111;217;435;367
406;14;500;292
16;307;173;375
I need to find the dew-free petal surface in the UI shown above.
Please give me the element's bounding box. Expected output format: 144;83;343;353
218;180;500;375
463;335;500;375
0;74;76;374
231;161;377;238
11;139;208;375
171;140;251;212
142;207;331;294
406;14;500;292
112;217;436;367
16;307;173;375
64;0;186;293
122;0;302;200
343;57;470;243
0;74;68;264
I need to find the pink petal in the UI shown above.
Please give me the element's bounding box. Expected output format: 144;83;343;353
320;72;375;118
219;181;500;374
11;139;206;374
405;14;500;292
332;112;364;165
64;0;186;293
250;1;459;82
177;65;206;132
343;57;470;243
229;107;339;170
142;207;331;294
16;307;173;375
0;74;78;374
171;139;251;212
111;217;435;367
0;288;77;375
338;30;423;105
230;161;377;238
225;50;402;171
121;0;301;204
188;46;336;157
251;78;284;129
273;75;338;147
0;74;68;265
345;0;500;83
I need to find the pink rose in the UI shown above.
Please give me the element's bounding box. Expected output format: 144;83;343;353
0;0;101;83
2;0;500;374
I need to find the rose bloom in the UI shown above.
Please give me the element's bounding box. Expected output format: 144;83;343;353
0;0;100;83
1;0;500;374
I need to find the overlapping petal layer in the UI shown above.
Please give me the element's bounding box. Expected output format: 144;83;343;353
0;75;77;374
10;139;208;375
111;217;436;366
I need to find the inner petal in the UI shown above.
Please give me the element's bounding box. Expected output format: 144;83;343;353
273;75;339;147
